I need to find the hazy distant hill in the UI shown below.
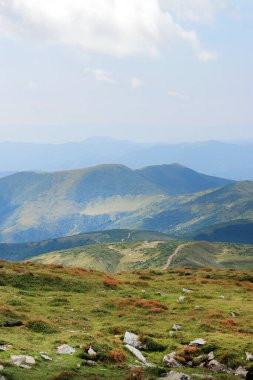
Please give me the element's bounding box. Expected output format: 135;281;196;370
0;138;253;180
0;163;231;242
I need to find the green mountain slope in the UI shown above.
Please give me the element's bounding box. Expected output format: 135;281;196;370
137;163;231;195
134;181;253;235
0;229;171;261
187;219;253;244
29;240;253;271
0;164;232;243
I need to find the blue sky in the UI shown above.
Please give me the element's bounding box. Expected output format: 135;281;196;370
0;0;252;143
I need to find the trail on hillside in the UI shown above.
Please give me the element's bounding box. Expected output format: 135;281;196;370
163;243;193;269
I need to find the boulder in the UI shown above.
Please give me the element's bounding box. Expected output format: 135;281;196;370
87;346;97;357
124;331;140;348
208;351;214;361
172;324;182;331
179;296;186;303
162;371;192;380
207;359;232;373
182;288;193;293
0;365;4;371
125;344;146;363
189;338;206;346
57;344;75;354
235;366;247;377
164;352;182;368
0;376;6;380
11;355;35;367
246;352;253;361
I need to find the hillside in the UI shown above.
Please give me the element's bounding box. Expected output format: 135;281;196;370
0;164;231;243
0;229;171;261
133;181;253;235
0;261;252;380
29;240;253;271
188;220;253;244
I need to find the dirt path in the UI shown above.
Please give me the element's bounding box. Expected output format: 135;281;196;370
163;243;192;269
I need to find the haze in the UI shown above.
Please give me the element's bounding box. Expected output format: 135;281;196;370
0;0;252;143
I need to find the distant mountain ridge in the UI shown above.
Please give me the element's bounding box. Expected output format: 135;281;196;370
0;137;253;180
0;163;233;242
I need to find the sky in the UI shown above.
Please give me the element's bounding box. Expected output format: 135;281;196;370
0;0;252;143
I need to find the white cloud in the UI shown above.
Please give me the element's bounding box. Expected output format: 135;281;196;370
85;68;116;83
0;0;217;61
168;90;188;100
131;77;144;89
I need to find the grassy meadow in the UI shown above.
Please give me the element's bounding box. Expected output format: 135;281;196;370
0;260;252;379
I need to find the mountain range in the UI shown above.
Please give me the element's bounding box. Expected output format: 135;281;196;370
1;162;253;243
0;137;253;180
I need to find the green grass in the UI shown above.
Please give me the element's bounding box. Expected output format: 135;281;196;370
0;261;252;379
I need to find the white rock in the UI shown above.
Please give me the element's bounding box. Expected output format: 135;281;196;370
235;366;247;377
169;331;175;337
179;296;186;303
57;344;76;355
246;352;253;361
0;365;4;371
162;371;192;380
124;331;140;348
219;295;225;299
125;344;146;363
88;346;97;356
172;324;182;331
19;364;31;369
40;352;52;361
0;376;6;380
208;351;214;361
183;288;193;293
164;351;177;361
11;355;35;367
189;338;206;346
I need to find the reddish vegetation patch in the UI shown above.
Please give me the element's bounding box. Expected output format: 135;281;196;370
119;297;168;312
102;277;118;288
107;349;126;363
220;319;238;327
138;274;153;280
208;312;224;318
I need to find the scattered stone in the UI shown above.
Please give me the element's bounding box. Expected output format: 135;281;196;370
235;366;247;377
0;376;6;380
164;352;182;368
57;344;76;355
179;296;186;303
162;371;192;380
219;295;225;299
183;288;193;293
0;365;4;370
19;364;31;369
40;352;52;361
125;344;146;363
83;359;97;366
11;355;35;367
246;352;253;361
172;324;182;331
208;351;214;361
230;311;237;317
189;338;206;346
87;346;97;357
192;355;206;366
169;331;175;337
124;331;140;348
207;359;232;373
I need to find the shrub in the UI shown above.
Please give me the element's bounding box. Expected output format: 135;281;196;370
126;368;144;380
50;371;76;380
26;319;56;334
